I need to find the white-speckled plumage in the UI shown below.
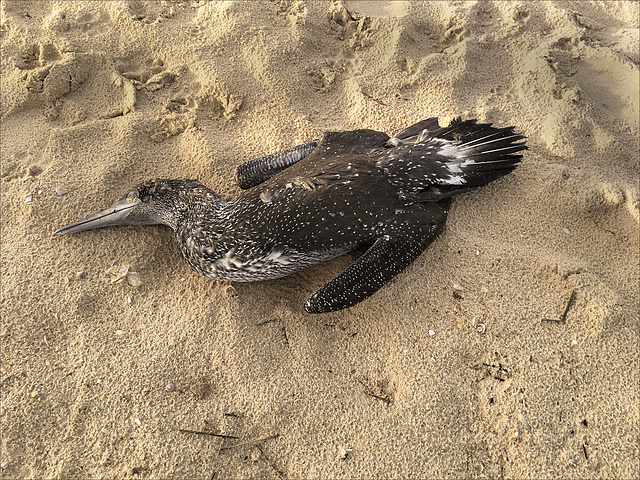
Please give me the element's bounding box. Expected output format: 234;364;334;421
53;117;527;313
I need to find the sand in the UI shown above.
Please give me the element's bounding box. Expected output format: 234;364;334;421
1;1;638;478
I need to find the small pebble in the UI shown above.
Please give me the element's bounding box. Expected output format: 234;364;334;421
519;412;532;432
127;271;142;287
339;447;352;460
107;264;129;283
1;462;8;469
165;383;175;392
563;227;571;234
127;296;132;304
428;329;435;336
76;271;84;279
476;323;486;334
55;188;68;195
36;188;43;195
572;339;578;345
134;418;141;426
31;390;39;398
25;193;33;204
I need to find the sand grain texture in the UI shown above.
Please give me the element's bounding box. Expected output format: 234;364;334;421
1;1;638;479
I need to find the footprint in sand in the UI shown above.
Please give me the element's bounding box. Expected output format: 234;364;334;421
442;20;465;55
467;1;499;29
1;151;44;183
574;55;639;129
43;5;110;37
18;49;93;119
127;0;176;24
115;57;169;88
12;42;61;71
275;0;308;26
75;8;111;36
305;61;343;92
513;8;530;25
113;57;192;139
111;56;241;140
328;1;374;52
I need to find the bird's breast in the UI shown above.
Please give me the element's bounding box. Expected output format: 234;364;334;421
198;245;354;282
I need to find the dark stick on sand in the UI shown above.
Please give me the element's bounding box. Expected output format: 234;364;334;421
178;428;239;439
255;445;285;480
542;290;576;323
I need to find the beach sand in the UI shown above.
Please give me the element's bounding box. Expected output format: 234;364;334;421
1;1;638;478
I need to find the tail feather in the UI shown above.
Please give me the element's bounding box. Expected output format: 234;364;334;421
458;133;525;150
389;117;441;143
378;117;527;201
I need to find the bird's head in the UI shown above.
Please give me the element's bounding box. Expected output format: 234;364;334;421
53;179;221;237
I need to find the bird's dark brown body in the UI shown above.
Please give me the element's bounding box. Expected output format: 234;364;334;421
53;118;527;313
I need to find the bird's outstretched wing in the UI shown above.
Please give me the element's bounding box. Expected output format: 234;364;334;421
304;199;448;313
236;141;319;189
305;234;428;313
235;127;391;189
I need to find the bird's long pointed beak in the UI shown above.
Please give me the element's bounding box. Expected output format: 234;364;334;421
52;197;141;237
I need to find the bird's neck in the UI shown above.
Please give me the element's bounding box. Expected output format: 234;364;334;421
140;180;225;231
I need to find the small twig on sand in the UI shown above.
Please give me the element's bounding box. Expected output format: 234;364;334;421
178;428;239;439
364;391;391;404
542;290;576;323
360;90;388;106
256;318;278;326
498;454;505;480
560;290;577;322
255;445;285;480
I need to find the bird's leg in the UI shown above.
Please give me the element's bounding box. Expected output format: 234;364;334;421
235;140;319;189
305;234;431;314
